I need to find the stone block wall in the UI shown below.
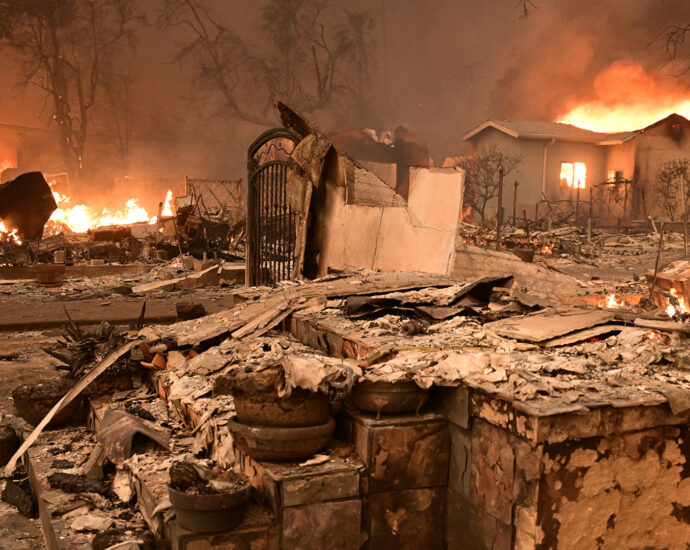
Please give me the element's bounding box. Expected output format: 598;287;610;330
440;386;690;550
186;385;690;550
339;408;450;549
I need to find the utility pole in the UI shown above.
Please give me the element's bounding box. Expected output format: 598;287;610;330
681;173;688;256
512;181;519;225
587;185;593;243
650;223;665;301
496;167;504;249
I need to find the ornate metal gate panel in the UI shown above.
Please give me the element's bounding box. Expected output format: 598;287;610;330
246;128;301;286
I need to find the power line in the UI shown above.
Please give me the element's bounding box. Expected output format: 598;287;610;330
0;121;198;144
0;122;53;134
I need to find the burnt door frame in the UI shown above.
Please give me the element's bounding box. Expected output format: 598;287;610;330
246;127;301;286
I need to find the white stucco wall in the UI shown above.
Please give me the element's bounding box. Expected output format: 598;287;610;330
313;166;464;276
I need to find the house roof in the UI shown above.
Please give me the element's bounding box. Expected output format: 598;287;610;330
463;119;639;145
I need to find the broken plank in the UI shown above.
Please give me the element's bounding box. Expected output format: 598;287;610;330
4;340;141;475
24;428;99;550
452;244;583;296
486;309;615;343
150;271;456;347
634;318;690;334
174;264;220;290
132;265;220;294
543;324;627;348
131;279;178;294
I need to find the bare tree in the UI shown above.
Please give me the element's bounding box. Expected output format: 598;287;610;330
656;158;690;220
159;0;376;126
0;0;142;180
101;71;135;172
159;0;271;126
662;24;690;67
517;0;537;18
337;9;376;122
456;146;522;222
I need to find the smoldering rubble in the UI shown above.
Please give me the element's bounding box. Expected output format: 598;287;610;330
2;107;690;550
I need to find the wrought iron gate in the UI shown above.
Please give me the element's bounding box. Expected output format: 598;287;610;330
246;128;301;286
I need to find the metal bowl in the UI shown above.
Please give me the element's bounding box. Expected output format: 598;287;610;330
351;380;429;418
233;389;330;427
228;416;334;462
168;483;251;533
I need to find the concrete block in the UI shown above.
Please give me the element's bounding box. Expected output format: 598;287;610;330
446;490;511;550
472;388;690;445
344;408;449;492
470;420;515;525
448;423;472;497
219;264;246;284
438;386;470;428
236;448;362;515
166;505;278;550
365;487;445;550
281;499;361;550
537;425;690;549
445;488;465;550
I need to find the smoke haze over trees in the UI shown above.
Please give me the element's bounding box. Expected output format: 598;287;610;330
0;0;689;182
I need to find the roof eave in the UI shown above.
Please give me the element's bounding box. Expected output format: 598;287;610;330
463;121;520;141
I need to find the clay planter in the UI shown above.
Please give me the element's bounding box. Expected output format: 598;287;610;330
33;263;66;285
168;483;251;533
351;380;429;418
214;367;331;427
12;379;81;428
234;388;330;427
228;416;335;462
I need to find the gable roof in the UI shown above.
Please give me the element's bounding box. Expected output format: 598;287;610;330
638;113;690;133
463;119;639;145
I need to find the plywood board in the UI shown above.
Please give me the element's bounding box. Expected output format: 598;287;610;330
487;309;615;343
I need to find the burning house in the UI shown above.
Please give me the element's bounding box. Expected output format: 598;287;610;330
464;113;690;224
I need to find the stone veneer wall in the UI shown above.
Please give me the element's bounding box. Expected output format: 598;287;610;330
441;386;690;550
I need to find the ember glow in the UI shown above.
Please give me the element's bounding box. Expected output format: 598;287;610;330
605;293;618;308
558;62;690;133
48;189;174;233
535;244;554;255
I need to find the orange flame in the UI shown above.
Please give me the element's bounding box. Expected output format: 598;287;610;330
161;190;174;217
536;244;553;254
0;221;21;245
558;62;690;133
666;288;689;317
48;189;174;233
560;162;586;189
605;293;618;308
